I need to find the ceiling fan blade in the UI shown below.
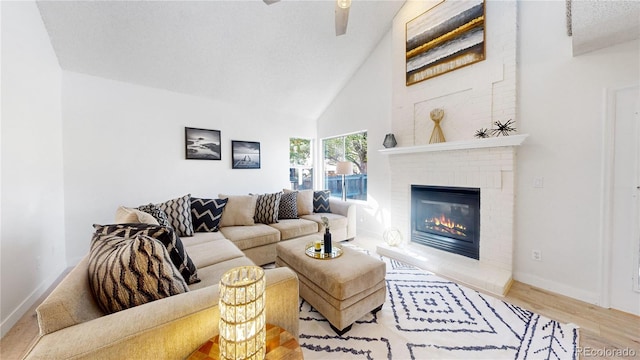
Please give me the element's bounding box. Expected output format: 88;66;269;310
335;3;350;36
263;0;280;5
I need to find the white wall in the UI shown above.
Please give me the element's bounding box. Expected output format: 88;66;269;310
0;1;66;336
322;0;639;307
62;72;315;263
316;31;394;238
515;1;639;304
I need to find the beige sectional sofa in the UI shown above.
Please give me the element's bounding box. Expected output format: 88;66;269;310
24;194;356;359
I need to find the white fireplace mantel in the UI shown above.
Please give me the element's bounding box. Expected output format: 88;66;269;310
378;134;528;155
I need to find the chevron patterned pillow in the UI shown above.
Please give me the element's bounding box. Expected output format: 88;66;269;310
93;223;200;284
157;194;194;237
191;198;228;232
88;233;189;314
254;192;282;224
313;190;331;213
278;191;298;219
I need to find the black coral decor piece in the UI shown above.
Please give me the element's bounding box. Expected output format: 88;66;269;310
474;128;491;139
491;119;516;137
191;198;228;232
313;190;331;213
92;223;200;285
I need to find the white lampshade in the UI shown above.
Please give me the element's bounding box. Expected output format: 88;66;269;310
219;266;266;360
336;161;353;175
337;0;351;9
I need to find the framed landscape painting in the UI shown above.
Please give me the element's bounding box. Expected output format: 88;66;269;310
406;0;485;85
185;127;221;160
232;141;260;169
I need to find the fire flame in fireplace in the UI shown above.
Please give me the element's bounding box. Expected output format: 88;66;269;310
425;214;468;238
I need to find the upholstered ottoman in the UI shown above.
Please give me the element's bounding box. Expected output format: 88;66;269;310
275;235;386;335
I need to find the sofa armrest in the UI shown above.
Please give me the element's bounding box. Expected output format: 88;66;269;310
329;198;356;239
24;267;299;360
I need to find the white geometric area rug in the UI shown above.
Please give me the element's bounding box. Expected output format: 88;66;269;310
297;251;579;360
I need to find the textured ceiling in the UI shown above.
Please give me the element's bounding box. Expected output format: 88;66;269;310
571;0;640;56
37;0;405;120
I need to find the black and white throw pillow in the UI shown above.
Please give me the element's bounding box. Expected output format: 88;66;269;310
278;191;298;219
93;223;200;284
254;192;282;224
88;233;189;314
156;194;194;237
191;198;228;232
313;190;331;213
137;203;171;228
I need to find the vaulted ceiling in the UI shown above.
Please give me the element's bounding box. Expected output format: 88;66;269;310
35;1;639;120
37;0;406;120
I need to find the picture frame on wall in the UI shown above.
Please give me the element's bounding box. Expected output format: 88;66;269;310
185;127;221;160
406;0;485;86
232;141;261;169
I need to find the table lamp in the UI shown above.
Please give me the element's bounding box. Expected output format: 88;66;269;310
219;266;266;360
335;161;353;201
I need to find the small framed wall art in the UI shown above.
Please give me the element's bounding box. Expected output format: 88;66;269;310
406;0;485;86
185;127;221;160
232;141;261;169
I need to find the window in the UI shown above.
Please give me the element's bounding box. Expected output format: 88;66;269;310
322;131;367;201
289;138;313;190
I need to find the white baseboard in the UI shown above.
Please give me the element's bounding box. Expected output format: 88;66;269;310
513;271;601;306
1;265;66;338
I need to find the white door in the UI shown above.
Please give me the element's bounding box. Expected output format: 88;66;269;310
610;85;640;316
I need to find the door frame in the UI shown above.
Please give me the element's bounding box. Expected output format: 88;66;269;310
599;84;640;309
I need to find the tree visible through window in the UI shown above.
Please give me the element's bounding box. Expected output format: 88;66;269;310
289;138;313;190
323;131;367;200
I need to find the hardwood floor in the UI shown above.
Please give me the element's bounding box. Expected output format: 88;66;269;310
2;256;638;359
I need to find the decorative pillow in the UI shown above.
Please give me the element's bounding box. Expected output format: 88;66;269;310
115;206;159;225
93;223;200;284
284;189;313;215
156;194;194;237
253;192;282;224
191;198;228;232
88;233;189;314
313;190;331;213
137;203;171;228
278;191;298;219
218;194;257;227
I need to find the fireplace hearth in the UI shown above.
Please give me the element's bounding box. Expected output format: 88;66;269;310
411;185;480;260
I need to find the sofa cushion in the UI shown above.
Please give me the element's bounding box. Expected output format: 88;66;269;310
88;233;189;314
313;190;331;213
181;232;227;248
254;192;282;224
268;219;319;240
156;194;194;237
188;257;256;291
93;223;200;284
218;194;257;227
136;203;172;228
115;206;160;225
219;224;280;251
278;191;298;219
190;197;228;232
301;212;348;233
284;189;313;215
185;239;246;269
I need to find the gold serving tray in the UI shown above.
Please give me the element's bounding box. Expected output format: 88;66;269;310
305;243;343;259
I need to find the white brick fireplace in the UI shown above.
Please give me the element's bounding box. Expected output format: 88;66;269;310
377;135;527;296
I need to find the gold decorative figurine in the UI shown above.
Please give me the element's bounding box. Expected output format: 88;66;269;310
429;108;446;144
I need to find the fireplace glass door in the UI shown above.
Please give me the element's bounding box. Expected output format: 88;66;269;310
411;185;480;260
